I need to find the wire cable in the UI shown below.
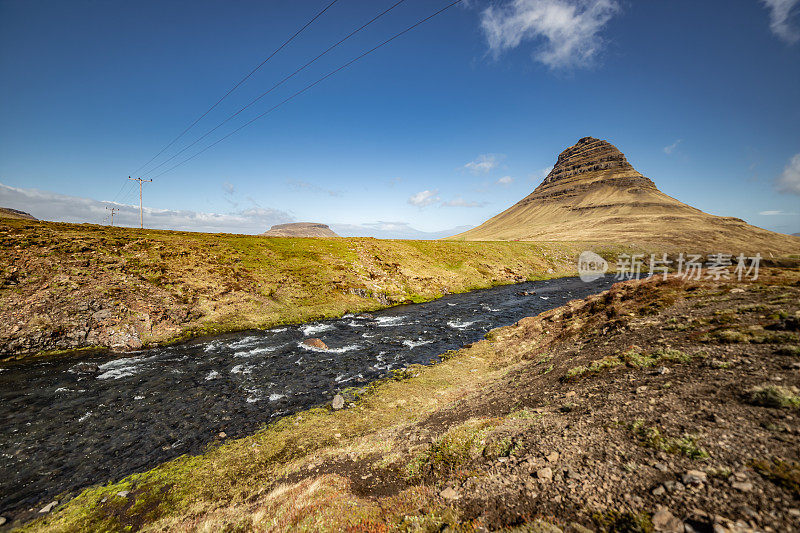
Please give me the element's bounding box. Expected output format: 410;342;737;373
142;0;407;177
129;0;340;178
149;0;464;179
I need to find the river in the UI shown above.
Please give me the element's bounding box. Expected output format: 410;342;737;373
0;275;614;518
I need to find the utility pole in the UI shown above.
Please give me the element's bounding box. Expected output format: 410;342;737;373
128;176;152;229
105;206;119;226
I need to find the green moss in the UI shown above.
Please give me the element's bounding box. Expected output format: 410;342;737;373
752;458;800;497
749;386;800;409
592;509;654;533
630;421;709;460
406;419;496;480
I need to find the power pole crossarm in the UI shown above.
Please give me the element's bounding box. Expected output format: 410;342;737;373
105;206;120;226
128;176;152;229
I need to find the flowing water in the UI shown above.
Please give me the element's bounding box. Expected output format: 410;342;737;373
0;275;615;516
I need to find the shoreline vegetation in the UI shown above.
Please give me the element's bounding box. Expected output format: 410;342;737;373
0;218;639;362
20;268;800;531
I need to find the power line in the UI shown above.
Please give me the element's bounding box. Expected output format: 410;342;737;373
150;0;464;180
129;0;340;178
142;0;408;177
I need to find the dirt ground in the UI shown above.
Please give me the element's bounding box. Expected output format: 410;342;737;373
291;270;800;532
20;269;800;533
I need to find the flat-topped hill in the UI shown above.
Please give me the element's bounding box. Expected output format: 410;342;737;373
261;222;340;238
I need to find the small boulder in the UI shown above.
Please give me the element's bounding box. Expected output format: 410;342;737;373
332;394;345;410
39;501;58;513
116;490;130;498
731;481;753;492
302;338;328;350
536;467;553;482
0;516;7;526
73;362;99;374
682;470;707;486
440;487;460;500
652;507;683;532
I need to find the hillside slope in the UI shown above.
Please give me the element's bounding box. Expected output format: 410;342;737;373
0;218;635;359
450;137;800;254
0;207;37;221
24;269;800;532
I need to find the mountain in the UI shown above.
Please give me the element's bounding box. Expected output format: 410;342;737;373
331;223;474;240
261;222;340;238
449;137;800;253
0;207;37;221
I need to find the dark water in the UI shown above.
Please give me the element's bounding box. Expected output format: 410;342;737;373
0;275;614;516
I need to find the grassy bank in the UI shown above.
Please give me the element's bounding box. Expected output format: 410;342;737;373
0;218;636;359
21;268;800;531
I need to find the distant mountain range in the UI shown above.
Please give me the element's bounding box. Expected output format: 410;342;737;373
449;137;800;254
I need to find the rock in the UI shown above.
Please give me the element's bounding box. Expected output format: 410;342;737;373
0;516;6;526
218;432;227;439
656;366;670;375
92;309;113;321
537;467;553;482
302;338;328;350
332;394;345;410
116;490;130;498
652;507;683;532
39;500;58;513
683;470;707;486
636;385;648;394
663;480;684;492
568;523;593;533
653;462;669;472
652;485;666;496
440;487;460;500
731;481;753;492
730;288;745;294
73;362;99;374
546;451;560;463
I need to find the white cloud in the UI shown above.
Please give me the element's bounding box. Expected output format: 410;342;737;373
776;152;800;194
331;221;474;240
441;196;489;207
287;179;342;197
762;0;800;44
497;176;514;185
481;0;620;69
0;182;293;234
463;154;502;174
663;139;682;155
408;189;441;207
530;166;554;182
759;210;798;215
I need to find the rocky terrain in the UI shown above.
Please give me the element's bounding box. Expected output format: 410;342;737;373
22;267;800;532
261;222;340;238
0;218;623;359
0;207;37;221
450;137;800;255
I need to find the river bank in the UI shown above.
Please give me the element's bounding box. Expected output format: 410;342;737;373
0;218;635;360
0;275;616;525
18;268;799;532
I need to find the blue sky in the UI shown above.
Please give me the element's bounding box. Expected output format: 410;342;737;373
1;0;799;237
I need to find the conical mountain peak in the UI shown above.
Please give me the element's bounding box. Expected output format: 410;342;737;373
449;137;800;253
541;137;639;186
